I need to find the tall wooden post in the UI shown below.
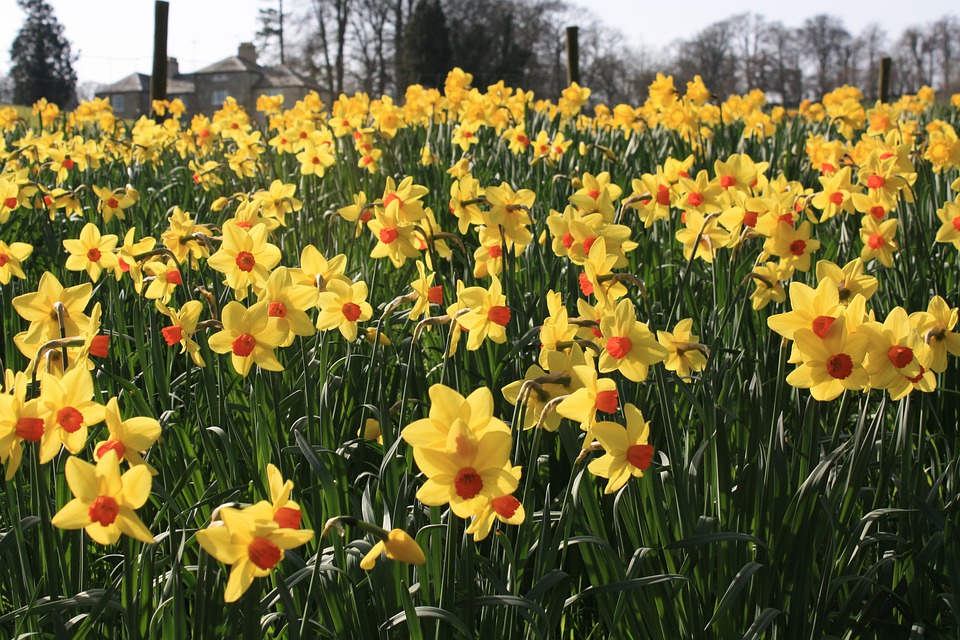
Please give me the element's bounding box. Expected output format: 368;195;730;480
878;57;891;104
566;26;579;86
279;0;285;65
150;0;170;114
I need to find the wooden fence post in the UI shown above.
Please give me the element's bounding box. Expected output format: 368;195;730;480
878;57;891;104
151;0;170;115
566;26;579;87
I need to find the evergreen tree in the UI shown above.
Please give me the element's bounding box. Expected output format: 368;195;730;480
401;0;452;88
10;0;77;106
444;0;532;89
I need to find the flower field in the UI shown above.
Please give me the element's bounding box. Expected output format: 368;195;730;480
2;73;960;638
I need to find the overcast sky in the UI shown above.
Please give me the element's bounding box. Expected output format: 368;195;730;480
0;0;957;89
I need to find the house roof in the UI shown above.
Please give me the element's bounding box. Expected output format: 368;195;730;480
252;65;311;89
167;77;196;94
193;56;263;75
97;73;150;94
97;72;195;96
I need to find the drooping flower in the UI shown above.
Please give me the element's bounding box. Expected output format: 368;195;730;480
911;296;960;373
359;527;427;570
657;318;708;380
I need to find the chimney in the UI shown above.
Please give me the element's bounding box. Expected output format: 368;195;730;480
167;57;179;77
238;42;257;64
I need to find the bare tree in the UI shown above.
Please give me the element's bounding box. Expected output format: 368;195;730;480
674;18;737;98
893;27;932;93
763;22;803;105
930;16;960;94
799;15;851;98
349;0;392;94
733;13;769;94
857;24;887;100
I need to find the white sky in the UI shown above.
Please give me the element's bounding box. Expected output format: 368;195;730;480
0;0;957;89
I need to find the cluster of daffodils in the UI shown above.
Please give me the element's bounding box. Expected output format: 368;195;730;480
196;464;314;602
401;384;525;541
769;264;959;401
1;272;161;540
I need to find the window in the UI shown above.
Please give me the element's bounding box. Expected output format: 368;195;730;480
112;94;125;113
211;73;229;83
211;90;229;106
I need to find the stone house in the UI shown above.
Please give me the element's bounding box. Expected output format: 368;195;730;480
96;43;316;119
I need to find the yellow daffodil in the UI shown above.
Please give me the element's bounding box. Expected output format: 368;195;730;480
12;271;92;345
934;201;960;250
316;278;373;342
196;506;313;603
39;366;105;460
910;296;960;373
465;465;525;541
92;185;138;223
156;300;205;366
556;365;618;434
0;240;32;284
93;397;162;473
587;403;653;494
402;384;510;449
51;450;155;545
207;222;282;300
861;307;935;400
208;301;286;377
256;266;317;346
657;319;708;380
785;316;870;401
457;275;511;351
253;180;302;226
598;299;668;383
859;217;898;268
63;223;119;282
0;373;46;479
411;418;517;518
161;207;213;267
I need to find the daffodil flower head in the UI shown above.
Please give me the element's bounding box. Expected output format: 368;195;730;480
51;450;155;545
208;301;286;377
196;506;313;603
587;403;654;494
